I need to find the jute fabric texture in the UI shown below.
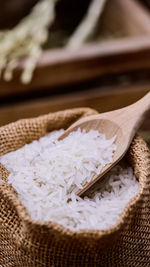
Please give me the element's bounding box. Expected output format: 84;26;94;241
0;108;150;267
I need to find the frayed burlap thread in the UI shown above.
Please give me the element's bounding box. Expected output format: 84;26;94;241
0;108;150;267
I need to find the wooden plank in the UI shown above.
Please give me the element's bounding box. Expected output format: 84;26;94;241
1;0;150;98
1;82;150;130
1;36;150;98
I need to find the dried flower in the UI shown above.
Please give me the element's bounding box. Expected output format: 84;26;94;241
0;0;58;84
66;0;107;50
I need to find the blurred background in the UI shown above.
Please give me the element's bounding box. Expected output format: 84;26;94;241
1;0;150;143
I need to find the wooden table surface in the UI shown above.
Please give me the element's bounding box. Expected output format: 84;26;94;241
1;80;150;130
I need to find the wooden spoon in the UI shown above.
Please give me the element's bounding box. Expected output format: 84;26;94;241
59;92;150;196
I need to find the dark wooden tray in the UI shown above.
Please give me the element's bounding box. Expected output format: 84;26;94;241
1;0;150;98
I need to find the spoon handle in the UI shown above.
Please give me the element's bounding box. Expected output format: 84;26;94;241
130;91;150;116
125;92;150;133
100;92;150;144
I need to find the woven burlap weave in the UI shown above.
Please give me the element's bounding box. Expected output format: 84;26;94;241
0;108;150;267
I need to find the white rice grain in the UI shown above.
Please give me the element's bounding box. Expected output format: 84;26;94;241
0;129;139;230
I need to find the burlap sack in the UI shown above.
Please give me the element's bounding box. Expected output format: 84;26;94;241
0;108;150;267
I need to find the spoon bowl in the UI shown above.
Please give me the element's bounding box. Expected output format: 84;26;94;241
59;92;150;196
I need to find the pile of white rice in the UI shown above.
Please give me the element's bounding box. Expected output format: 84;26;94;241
0;129;139;231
